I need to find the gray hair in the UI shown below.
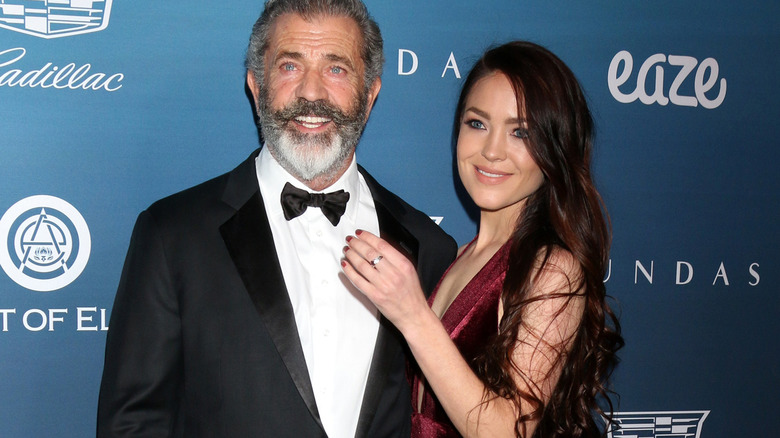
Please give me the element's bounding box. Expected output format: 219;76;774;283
245;0;384;91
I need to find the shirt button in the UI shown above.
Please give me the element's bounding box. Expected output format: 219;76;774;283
316;229;323;237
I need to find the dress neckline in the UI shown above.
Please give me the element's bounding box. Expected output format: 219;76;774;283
428;236;510;327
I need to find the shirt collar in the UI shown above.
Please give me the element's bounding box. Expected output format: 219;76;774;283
256;145;362;222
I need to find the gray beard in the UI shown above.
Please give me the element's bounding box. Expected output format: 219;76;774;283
256;89;368;183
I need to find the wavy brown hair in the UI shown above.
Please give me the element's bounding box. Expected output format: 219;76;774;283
454;41;623;437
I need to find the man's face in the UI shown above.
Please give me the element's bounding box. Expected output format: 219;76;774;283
250;13;381;184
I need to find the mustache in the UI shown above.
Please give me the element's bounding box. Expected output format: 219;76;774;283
273;98;356;126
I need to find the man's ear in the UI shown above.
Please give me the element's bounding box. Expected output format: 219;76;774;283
246;70;261;109
363;78;382;122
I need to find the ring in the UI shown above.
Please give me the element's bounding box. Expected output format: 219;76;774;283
369;255;383;267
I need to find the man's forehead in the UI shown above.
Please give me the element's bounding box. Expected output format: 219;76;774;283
267;14;362;55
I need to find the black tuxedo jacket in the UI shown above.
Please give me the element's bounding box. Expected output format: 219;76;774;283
97;149;457;438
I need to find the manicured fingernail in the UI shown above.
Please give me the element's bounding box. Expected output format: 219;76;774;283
346;235;353;242
343;246;350;253
356;229;363;236
341;260;347;267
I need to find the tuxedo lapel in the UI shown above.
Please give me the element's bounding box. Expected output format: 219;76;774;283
356;170;421;438
216;159;421;437
359;166;420;265
355;316;400;438
218;154;323;431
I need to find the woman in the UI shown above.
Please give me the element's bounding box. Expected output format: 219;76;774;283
342;41;623;437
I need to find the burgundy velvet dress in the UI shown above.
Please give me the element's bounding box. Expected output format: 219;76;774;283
411;239;510;437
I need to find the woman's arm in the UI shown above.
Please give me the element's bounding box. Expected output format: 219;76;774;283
342;231;583;437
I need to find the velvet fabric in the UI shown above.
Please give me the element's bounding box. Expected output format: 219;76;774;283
411;239;510;437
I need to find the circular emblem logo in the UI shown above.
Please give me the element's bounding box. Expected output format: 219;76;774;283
0;195;91;292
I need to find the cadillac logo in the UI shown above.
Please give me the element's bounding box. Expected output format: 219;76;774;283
607;411;709;438
0;0;113;39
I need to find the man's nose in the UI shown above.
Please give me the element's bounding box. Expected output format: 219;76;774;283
295;69;328;102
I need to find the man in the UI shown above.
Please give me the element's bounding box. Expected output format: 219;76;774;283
96;0;457;437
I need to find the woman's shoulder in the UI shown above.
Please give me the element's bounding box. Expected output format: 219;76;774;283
530;245;584;296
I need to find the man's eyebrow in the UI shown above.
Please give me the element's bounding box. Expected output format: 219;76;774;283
324;53;355;71
274;51;303;62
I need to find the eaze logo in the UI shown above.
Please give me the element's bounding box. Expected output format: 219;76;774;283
608;50;726;109
0;0;113;39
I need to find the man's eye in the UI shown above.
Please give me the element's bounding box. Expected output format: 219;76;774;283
282;63;295;71
330;66;344;74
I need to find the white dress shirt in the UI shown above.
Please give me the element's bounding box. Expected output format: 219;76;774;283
256;147;381;438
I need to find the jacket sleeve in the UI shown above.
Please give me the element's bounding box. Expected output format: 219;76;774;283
97;209;182;437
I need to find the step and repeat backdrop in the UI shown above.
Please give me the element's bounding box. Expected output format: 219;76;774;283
1;1;778;436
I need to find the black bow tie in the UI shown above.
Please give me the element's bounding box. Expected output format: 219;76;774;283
280;182;350;226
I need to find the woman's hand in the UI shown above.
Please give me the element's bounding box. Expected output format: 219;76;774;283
341;230;431;333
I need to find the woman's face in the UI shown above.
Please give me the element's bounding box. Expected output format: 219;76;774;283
457;72;545;216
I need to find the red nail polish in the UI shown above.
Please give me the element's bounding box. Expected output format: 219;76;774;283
356;229;363;236
343;246;350;253
346;235;353;242
341;260;347;267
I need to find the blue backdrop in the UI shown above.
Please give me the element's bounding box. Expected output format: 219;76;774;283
1;1;777;436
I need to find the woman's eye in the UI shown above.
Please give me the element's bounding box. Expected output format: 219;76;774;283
466;119;485;130
513;128;529;139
